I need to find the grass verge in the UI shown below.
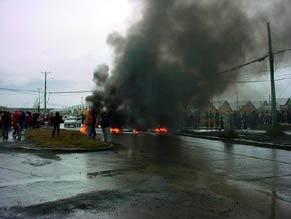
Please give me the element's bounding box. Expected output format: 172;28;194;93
25;128;107;149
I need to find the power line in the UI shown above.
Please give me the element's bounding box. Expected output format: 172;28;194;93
0;87;92;94
229;77;291;83
218;54;269;74
0;87;39;93
237;64;291;77
274;48;291;55
48;90;91;94
219;47;291;75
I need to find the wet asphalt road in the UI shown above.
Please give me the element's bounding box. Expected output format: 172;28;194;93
0;131;291;218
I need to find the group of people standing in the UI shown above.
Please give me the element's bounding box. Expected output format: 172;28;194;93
1;107;112;143
50;107;112;143
0;110;25;139
85;108;112;143
205;112;224;130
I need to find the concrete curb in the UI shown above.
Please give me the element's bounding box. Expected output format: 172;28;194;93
0;141;115;153
179;132;291;151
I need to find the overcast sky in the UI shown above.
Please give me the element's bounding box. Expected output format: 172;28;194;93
0;0;136;108
0;0;290;109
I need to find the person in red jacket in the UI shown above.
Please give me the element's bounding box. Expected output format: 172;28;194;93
12;114;21;139
85;108;97;138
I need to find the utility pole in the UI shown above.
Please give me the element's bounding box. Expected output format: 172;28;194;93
236;94;239;111
42;71;50;112
267;23;277;129
81;97;84;124
37;88;41;114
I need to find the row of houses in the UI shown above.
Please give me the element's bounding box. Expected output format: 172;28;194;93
201;98;291;114
180;98;291;130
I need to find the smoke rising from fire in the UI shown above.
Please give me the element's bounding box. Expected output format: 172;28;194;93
88;0;291;129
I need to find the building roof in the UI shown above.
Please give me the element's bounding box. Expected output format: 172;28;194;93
190;97;291;113
219;100;233;112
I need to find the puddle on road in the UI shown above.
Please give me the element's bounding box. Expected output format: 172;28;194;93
22;159;53;166
35;153;62;161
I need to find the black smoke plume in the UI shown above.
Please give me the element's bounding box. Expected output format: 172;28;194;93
88;0;291;129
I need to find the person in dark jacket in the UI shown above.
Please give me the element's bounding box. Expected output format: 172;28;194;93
90;109;97;138
100;109;112;143
1;111;11;139
51;112;63;137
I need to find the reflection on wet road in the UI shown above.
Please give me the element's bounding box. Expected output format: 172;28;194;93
0;132;291;218
113;133;291;218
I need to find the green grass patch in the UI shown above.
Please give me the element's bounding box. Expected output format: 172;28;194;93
25;128;107;149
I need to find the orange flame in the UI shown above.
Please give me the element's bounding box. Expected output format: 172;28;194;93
110;128;122;133
154;127;168;133
80;125;88;135
133;129;142;134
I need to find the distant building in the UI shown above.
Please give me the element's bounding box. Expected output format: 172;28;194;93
240;101;257;113
219;101;233;113
201;101;217;114
260;100;271;112
280;98;291;111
